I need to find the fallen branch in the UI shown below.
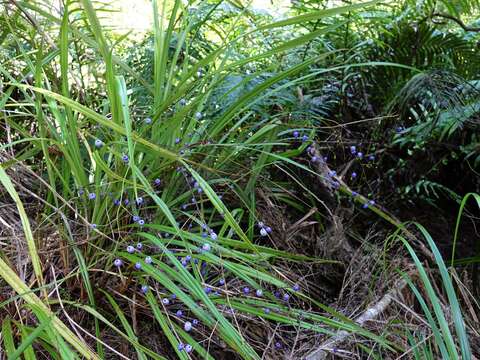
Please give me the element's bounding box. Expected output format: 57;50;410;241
305;277;409;360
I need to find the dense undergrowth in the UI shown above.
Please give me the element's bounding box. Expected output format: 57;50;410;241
0;0;479;359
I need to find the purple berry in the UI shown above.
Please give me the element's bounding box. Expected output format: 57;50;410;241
255;289;263;297
176;310;183;317
145;256;152;264
138;219;145;226
127;245;135;253
133;215;140;222
141;285;148;293
293;130;299;138
136;243;143;250
135;262;142;270
113;259;122;267
243;287;250;295
88;193;96;200
185;344;192;353
122;154;129;163
162;298;170;305
184;321;192;332
95;139;103;148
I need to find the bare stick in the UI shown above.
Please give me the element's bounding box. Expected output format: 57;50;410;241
305;277;408;360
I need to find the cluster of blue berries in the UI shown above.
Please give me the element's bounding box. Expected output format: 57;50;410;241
257;222;272;237
292;130;309;143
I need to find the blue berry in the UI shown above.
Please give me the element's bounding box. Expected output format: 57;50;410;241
88;193;96;200
176;310;183;317
357;152;363;159
127;245;135;253
177;343;184;351
351;172;357;179
301;134;308;142
265;226;272;234
195;112;202;120
141;285;148;293
133;215;140;222
179;99;186;106
122;154;129;163
136;197;144;205
328;170;336;177
90;223;97;229
185;344;192;353
293;284;300;291
263;308;270;314
275;342;282;349
113;259;122;267
138;219;145;226
124;199;129;206
293;130;299;138
260;228;267;237
350;145;356;154
219;278;225;286
204;287;212;294
145;117;152;124
154;178;161;186
210;232;217;240
136;242;143;250
145;256;152;264
184;321;192;332
135;262;142;270
368;155;375;161
113;199;120;206
192;319;199;326
162;298;170;305
255;289;263;297
283;293;290;301
94;139;103;148
243;287;250;295
175;138;181;144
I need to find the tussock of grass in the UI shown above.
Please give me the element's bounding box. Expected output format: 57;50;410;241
0;0;479;359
